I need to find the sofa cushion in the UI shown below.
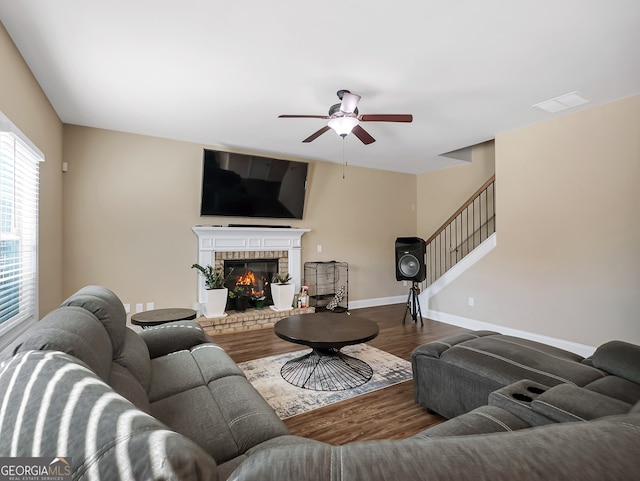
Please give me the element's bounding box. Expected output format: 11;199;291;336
0;350;218;481
440;335;603;387
60;285;127;357
590;340;640;385
414;331;499;358
0;306;113;381
218;435;324;481
412;405;531;438
148;344;244;403
113;328;152;392
151;377;289;464
147;343;288;463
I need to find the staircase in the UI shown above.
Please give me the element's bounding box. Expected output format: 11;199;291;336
424;175;495;288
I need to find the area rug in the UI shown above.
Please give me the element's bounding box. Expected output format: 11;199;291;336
238;344;413;419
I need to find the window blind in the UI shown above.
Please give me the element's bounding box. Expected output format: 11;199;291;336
0;113;44;348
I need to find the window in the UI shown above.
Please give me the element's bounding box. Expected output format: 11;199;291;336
0;111;44;348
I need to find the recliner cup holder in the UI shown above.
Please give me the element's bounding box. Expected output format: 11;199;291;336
526;386;546;395
512;393;533;402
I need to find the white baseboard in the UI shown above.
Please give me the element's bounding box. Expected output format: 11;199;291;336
348;296;595;357
424;309;596;357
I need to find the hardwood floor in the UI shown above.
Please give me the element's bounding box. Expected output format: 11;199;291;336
214;303;470;445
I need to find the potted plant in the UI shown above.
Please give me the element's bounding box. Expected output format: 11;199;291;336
192;263;231;318
270;273;295;311
229;284;251;312
253;294;266;310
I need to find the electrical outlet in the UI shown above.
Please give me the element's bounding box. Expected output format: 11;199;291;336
124;303;131;314
403;281;408;287
146;302;154;310
135;303;143;313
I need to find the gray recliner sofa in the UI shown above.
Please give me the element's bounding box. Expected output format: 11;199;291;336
2;287;640;480
411;330;640;419
0;286;309;480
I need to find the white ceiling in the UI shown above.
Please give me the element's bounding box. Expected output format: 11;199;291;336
1;0;639;174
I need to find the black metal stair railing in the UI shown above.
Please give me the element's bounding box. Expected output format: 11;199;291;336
424;175;495;287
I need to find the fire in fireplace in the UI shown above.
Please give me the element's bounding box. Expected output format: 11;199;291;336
224;259;279;305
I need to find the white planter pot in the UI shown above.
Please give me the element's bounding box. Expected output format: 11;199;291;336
270;283;295;311
204;287;228;318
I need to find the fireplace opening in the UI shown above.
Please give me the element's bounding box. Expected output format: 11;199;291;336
224;258;279;307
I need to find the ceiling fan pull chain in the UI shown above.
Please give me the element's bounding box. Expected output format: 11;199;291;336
342;137;347;179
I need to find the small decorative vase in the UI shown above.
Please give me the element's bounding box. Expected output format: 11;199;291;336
205;287;228;318
271;283;295;311
236;295;249;312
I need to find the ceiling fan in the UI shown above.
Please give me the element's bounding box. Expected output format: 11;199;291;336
278;90;413;145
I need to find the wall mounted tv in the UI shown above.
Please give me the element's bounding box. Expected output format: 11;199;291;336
200;149;309;219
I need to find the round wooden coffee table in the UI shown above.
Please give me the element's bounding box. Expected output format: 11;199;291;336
274;312;379;391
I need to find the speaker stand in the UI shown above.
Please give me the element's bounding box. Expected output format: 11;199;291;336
403;282;423;326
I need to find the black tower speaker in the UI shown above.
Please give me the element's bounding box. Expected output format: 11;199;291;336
395;237;426;282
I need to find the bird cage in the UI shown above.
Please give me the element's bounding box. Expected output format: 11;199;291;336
304;261;348;312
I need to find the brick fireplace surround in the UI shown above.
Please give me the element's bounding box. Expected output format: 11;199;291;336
192;226;313;334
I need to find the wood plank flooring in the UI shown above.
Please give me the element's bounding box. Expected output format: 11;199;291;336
213;303;470;445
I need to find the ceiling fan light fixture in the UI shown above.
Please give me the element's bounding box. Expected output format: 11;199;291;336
328;116;359;137
279;89;411;145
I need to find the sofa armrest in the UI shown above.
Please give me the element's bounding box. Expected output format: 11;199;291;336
488;379;556;426
138;320;212;358
531;383;632;422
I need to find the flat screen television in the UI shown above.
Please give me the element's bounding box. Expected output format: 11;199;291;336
200;149;309;219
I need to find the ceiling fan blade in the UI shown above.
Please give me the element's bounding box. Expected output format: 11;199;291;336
302;125;331;143
279;114;330;119
340;92;361;114
351;125;376;145
358;114;413;122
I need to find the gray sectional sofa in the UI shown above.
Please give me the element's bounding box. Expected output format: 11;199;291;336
411;330;640;419
0;286;309;479
1;286;640;480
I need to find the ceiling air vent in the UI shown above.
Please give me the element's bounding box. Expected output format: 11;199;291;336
533;91;590;113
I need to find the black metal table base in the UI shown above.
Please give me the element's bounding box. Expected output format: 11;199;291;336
280;348;374;391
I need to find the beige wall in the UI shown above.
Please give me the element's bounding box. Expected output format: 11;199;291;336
429;94;640;347
0;22;64;316
417;141;495;239
62;125;416;310
5;16;639;348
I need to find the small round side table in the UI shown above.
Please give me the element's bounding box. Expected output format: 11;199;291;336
131;307;197;328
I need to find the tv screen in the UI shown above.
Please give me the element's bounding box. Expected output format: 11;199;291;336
200;149;308;219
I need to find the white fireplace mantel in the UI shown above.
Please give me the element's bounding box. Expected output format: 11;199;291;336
192;226;310;304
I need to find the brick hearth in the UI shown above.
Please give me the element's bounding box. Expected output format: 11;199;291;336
197;306;315;335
